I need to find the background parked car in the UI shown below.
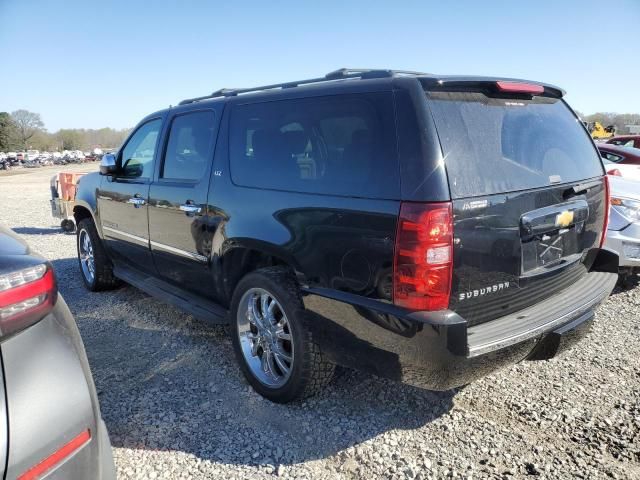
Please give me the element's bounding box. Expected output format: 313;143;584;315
6;152;19;167
597;143;640;165
605;175;640;284
25;149;40;162
0;225;115;479
606;135;640;149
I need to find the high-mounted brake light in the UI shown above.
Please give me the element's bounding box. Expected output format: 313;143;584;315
393;202;453;311
0;263;57;337
18;429;91;480
599;175;610;248
496;81;544;95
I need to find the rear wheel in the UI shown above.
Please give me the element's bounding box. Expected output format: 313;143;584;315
76;218;119;291
230;267;335;403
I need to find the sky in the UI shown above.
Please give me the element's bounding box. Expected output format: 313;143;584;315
1;0;639;132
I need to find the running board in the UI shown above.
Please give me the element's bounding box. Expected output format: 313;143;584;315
113;265;229;324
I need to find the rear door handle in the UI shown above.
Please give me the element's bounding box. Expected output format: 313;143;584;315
179;203;202;215
127;195;146;207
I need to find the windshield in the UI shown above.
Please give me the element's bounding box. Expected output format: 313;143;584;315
426;91;604;199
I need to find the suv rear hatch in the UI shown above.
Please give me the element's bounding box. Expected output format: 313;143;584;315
423;80;607;326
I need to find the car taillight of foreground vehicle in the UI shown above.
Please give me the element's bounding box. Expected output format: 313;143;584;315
0;263;57;336
393;202;453;311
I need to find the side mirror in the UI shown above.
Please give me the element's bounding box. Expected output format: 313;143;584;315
99;153;118;175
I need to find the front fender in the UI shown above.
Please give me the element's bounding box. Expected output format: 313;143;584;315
73;172;103;238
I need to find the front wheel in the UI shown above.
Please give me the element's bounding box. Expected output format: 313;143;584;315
76;218;120;291
230;267;335;403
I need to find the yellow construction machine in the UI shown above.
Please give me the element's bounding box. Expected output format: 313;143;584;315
584;121;616;139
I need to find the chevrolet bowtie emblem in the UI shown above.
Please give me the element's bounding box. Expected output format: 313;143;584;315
555;210;574;228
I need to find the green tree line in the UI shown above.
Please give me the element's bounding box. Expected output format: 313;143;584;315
0;110;130;151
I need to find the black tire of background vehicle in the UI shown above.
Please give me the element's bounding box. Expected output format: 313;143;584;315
230;267;335;403
76;218;120;291
61;219;76;232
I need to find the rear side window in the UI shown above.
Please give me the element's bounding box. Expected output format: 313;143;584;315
427;92;603;198
229;93;399;198
162;110;215;181
610;139;634;147
600;151;624;163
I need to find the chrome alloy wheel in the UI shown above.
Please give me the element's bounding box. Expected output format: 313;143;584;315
78;229;95;283
237;288;294;388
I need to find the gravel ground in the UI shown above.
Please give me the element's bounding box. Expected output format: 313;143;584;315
1;165;639;480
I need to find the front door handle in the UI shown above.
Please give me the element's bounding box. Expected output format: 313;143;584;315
127;195;146;207
179;203;202;215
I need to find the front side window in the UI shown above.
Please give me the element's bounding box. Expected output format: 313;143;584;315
162;111;216;181
121;119;162;179
229;93;399;198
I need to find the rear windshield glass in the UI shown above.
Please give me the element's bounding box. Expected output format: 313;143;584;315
426;92;603;199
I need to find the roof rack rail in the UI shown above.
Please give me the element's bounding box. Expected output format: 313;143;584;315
178;68;428;106
324;68;428;79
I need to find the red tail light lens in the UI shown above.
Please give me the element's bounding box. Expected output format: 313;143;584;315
393;202;453;311
600;175;610;248
496;81;544;95
0;263;57;337
607;168;621;177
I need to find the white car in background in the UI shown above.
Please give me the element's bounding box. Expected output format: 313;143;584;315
606;175;640;283
25;149;40;161
603;159;640;182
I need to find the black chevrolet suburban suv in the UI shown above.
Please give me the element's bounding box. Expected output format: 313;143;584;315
74;68;618;403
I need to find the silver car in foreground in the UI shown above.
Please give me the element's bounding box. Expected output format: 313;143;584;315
606;175;640;278
0;226;115;479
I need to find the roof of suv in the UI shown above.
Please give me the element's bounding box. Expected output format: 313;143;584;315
168;68;565;112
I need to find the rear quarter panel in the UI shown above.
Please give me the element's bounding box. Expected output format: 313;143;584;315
208;105;401;303
2;297;112;479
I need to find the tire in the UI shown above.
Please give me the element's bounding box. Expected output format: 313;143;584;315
61;219;75;232
76;218;120;291
230;267;335;403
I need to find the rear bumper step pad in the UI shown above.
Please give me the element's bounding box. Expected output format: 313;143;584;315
467;271;617;357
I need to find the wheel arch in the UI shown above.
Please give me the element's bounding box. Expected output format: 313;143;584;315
216;241;301;308
73;201;102;238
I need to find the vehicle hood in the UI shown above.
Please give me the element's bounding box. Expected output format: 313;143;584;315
608;175;640;201
609;164;640;182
